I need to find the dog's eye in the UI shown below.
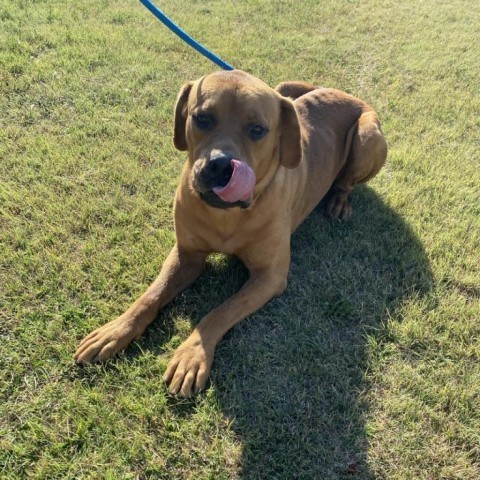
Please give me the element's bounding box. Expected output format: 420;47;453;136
248;124;267;141
193;113;215;131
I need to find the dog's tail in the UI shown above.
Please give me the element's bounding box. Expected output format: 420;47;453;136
274;81;318;100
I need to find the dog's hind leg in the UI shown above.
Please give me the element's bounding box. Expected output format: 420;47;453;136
326;110;387;220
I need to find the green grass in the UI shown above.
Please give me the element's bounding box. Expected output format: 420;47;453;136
1;0;479;478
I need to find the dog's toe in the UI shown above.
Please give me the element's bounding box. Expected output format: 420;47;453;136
326;194;352;220
163;332;214;398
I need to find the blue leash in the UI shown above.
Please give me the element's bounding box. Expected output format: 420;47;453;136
139;0;234;71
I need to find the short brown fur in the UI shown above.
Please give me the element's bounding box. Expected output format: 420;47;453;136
75;70;387;397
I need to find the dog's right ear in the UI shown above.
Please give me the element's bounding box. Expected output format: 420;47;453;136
173;81;194;151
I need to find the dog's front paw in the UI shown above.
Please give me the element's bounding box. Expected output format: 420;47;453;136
75;317;139;364
163;331;215;398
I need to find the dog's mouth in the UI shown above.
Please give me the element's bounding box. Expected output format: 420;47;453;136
193;159;256;210
198;190;250;209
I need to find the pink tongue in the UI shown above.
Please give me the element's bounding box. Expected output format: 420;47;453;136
212;159;256;203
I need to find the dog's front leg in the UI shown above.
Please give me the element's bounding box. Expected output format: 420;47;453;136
75;245;206;363
163;260;289;397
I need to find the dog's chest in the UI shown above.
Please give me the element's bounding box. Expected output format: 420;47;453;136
179;209;250;255
203;225;247;255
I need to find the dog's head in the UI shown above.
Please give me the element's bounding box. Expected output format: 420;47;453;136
173;70;302;209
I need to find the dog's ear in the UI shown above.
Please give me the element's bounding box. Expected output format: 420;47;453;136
279;97;302;169
173;81;193;151
275;81;317;100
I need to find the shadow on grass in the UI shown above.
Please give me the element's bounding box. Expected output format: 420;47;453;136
78;185;431;478
196;185;430;479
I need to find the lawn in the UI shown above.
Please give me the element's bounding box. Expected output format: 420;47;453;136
1;0;479;478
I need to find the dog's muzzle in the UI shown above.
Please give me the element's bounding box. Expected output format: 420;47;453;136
193;154;254;209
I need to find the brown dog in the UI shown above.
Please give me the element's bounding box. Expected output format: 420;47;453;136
75;70;387;397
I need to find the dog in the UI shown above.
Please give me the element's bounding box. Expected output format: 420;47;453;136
75;70;387;397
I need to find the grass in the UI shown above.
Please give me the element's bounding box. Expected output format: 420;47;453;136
1;0;479;478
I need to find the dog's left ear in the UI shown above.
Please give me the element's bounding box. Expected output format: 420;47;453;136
279;97;302;169
173;81;194;151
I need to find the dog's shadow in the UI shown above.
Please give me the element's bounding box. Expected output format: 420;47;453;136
148;186;431;478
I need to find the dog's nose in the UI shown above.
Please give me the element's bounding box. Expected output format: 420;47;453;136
206;154;234;186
